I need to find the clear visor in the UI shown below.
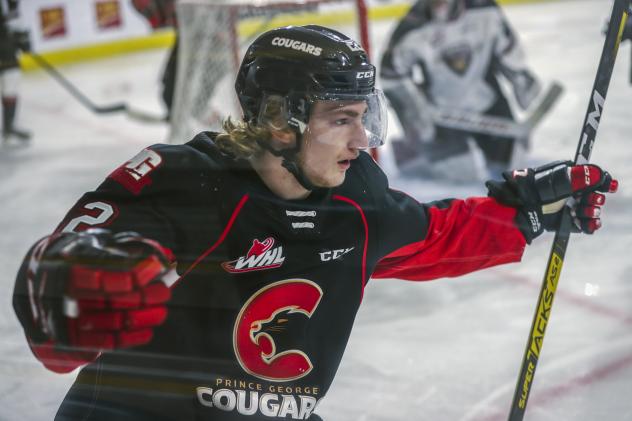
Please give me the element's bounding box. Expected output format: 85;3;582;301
307;90;388;149
258;90;388;149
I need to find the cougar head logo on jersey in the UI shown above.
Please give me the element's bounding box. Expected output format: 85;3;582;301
233;279;323;381
251;308;310;364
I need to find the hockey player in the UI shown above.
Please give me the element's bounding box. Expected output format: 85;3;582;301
131;0;178;119
13;25;617;420
0;0;30;143
381;0;543;181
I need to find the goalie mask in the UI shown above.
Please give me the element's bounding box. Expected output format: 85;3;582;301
235;25;387;189
429;0;464;21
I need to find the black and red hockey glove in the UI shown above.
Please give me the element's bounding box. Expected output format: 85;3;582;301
486;160;618;243
13;229;175;359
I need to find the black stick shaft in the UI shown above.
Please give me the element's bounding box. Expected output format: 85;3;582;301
507;2;630;420
630;37;632;84
29;52;126;113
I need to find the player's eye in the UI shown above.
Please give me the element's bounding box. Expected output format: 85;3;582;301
362;111;369;125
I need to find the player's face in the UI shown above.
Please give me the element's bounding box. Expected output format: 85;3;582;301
297;100;370;188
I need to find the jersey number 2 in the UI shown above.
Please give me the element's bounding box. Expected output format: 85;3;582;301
62;201;116;233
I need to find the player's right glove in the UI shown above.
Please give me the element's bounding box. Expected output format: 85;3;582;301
486;160;618;243
13;229;175;370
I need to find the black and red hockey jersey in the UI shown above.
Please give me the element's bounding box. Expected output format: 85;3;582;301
22;132;526;420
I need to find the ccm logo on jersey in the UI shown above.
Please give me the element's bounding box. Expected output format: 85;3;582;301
271;37;322;56
356;70;374;79
222;237;286;273
319;247;354;262
109;148;163;195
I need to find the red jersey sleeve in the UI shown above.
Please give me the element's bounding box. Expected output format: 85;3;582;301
373;196;526;281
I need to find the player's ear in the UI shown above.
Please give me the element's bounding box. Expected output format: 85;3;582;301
269;128;296;148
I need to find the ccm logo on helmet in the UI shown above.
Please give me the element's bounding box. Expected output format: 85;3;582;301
357;70;374;79
271;37;322;56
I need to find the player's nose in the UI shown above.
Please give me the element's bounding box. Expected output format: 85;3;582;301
348;124;369;150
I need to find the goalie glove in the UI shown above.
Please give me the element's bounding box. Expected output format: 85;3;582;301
486;160;618;243
13;229;175;358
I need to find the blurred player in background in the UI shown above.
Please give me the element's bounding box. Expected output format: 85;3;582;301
625;8;632;40
131;0;178;119
0;0;30;144
381;0;544;182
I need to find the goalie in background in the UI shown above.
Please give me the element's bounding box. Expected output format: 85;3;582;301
0;0;31;144
380;0;545;182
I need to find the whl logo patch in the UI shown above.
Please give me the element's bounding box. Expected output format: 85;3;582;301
222;237;285;273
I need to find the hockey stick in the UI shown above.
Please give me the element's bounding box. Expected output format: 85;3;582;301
431;82;563;139
628;3;632;84
507;2;630;420
29;51;166;123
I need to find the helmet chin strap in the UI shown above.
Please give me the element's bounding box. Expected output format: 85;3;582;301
281;155;320;192
259;131;321;192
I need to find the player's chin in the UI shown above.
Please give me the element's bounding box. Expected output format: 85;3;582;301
330;172;347;187
314;172;346;188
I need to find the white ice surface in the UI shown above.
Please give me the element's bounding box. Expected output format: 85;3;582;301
1;0;632;420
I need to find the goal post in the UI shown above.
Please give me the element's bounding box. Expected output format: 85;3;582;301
168;0;371;145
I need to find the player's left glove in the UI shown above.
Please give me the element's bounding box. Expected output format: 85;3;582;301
486;160;618;243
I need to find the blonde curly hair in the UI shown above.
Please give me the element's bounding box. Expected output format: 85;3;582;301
214;95;292;160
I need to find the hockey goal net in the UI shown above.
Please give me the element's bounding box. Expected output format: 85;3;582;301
168;0;371;144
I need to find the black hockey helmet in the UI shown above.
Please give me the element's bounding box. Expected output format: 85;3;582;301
234;25;387;190
235;25;384;142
